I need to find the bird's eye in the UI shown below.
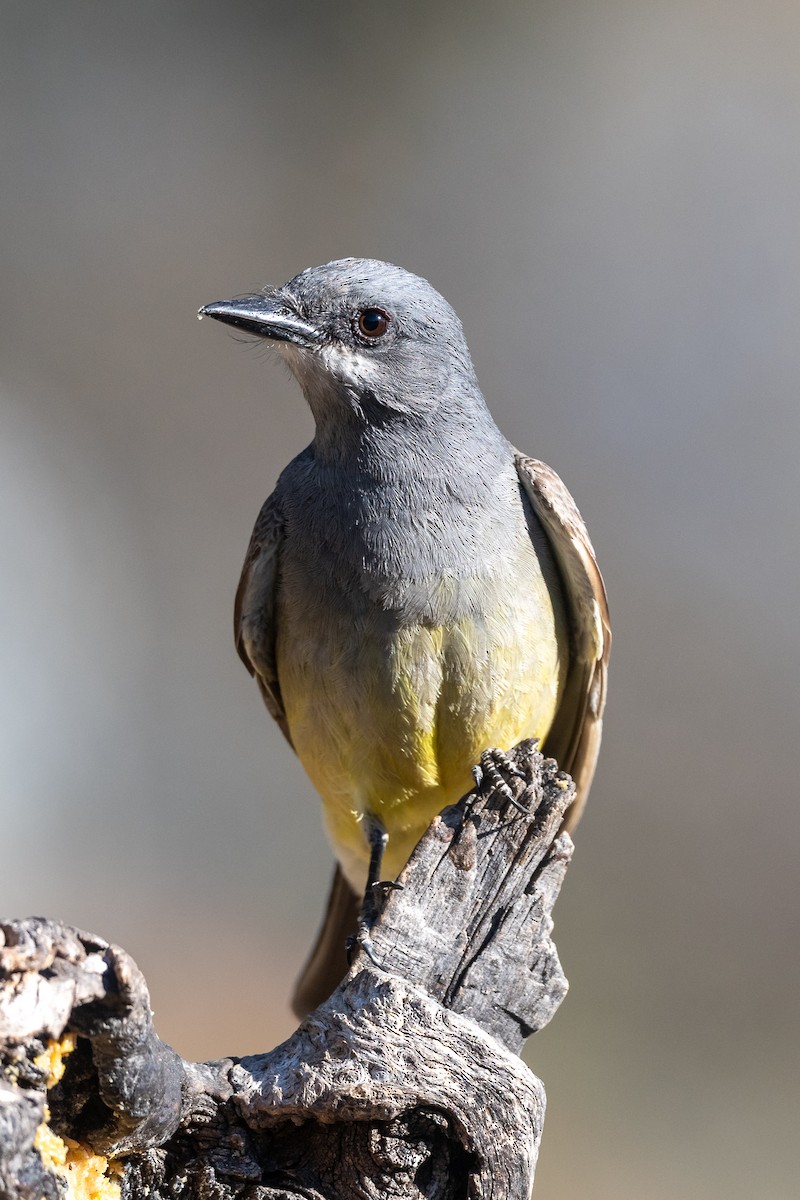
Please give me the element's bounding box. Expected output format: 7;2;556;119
356;307;390;339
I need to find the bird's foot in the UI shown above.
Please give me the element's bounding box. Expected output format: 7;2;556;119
345;928;384;970
344;815;404;972
371;879;404;900
345;881;401;971
472;747;529;813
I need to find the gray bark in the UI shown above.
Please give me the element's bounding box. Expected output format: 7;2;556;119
0;739;573;1200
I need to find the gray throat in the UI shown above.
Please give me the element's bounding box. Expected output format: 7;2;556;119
276;381;526;623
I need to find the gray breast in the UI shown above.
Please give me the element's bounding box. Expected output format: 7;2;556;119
275;449;536;627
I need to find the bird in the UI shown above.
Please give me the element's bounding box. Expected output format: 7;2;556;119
199;258;610;1016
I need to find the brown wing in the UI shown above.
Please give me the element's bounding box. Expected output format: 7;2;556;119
515;454;611;831
234;490;293;747
236;490;359;1018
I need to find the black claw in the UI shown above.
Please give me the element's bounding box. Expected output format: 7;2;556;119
346;930;385;970
357;932;384;970
505;792;530;814
371;879;403;892
476;748;530;813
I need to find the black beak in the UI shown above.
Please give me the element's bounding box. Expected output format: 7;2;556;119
198;294;318;347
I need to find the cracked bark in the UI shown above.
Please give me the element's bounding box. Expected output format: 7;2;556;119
1;739;574;1200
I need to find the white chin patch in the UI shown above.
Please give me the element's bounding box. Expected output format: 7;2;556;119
278;341;381;388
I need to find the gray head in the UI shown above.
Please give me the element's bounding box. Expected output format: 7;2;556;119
200;259;487;436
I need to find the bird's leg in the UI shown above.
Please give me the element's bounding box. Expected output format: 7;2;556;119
346;815;402;970
472;747;529;813
364;814;389;918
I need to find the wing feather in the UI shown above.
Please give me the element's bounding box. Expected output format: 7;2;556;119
234;490;293;746
515;454;611;830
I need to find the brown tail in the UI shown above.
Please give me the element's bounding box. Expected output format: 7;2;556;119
291;865;361;1018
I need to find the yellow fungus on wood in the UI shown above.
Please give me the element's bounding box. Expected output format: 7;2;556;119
32;1036;122;1200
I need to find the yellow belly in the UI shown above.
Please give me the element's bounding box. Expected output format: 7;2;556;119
277;583;566;891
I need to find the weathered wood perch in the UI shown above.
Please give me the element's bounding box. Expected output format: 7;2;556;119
1;740;574;1200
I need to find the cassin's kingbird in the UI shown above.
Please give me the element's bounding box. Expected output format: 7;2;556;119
200;259;610;1015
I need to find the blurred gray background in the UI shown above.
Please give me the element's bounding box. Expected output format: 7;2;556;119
2;2;798;1196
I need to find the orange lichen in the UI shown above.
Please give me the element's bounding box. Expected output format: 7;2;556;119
33;1035;122;1200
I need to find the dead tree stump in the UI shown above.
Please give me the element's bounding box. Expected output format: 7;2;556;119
0;740;574;1199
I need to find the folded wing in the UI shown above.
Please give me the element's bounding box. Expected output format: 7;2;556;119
514;453;611;829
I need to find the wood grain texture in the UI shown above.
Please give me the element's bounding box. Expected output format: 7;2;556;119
1;739;573;1199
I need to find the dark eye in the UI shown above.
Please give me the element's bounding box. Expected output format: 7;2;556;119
356;307;390;339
